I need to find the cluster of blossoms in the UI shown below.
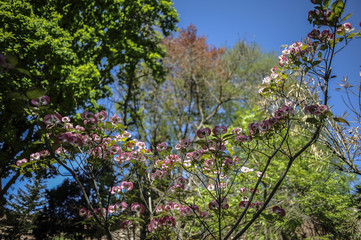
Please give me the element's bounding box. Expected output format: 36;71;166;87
260;41;320;95
238;186;263;210
238;199;262;211
148;215;176;232
44;110;119;129
304;104;329;116
174;139;192;151
110;181;134;194
308;28;333;42
156;142;167;152
337;22;353;35
42;108;151;165
16;150;50;167
33;94;292;232
156;202;182;212
278;42;312;67
182;150;204;168
308;5;332;25
155;202;209;219
196;126;228;153
108;202;128;213
113;152;132;164
272;205;286;217
152;125;269;224
195;126;229;139
258;67;285;96
206;181;228;191
278;42;306;67
31;95;50;106
130;202;146;214
155;154;181;170
233;103;295;143
79;203;122;218
79;207;106;218
171;176;189;192
208;197;229;210
120;220;134;229
150;169;168;180
79;201;146;218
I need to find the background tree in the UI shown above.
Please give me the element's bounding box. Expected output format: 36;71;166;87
230;106;360;239
114;24;276;149
32;177;103;239
1;177;45;239
0;0;178;205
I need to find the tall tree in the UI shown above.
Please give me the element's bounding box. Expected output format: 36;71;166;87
0;0;178;203
33;177;102;239
1;177;45;239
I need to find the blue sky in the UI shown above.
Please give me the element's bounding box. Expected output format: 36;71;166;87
173;0;361;115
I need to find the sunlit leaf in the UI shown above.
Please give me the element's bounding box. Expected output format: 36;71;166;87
26;88;46;99
333;117;350;126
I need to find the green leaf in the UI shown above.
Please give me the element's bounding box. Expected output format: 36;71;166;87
331;0;345;17
16;68;31;76
346;32;356;39
333;117;350;126
325;110;333;117
336;30;345;36
301;44;308;51
320;45;327;51
37;105;50;110
6;92;26;100
323;0;331;8
312;60;321;67
26;88;46;99
329;39;336;48
227;146;234;156
49;159;58;164
194;139;208;145
341;13;352;22
336;37;344;43
305;118;319;124
222;134;234;140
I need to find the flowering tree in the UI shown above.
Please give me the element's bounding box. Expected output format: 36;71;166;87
0;0;179;207
11;0;361;239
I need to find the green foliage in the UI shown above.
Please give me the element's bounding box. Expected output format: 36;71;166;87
262;150;358;239
230;106;360;239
